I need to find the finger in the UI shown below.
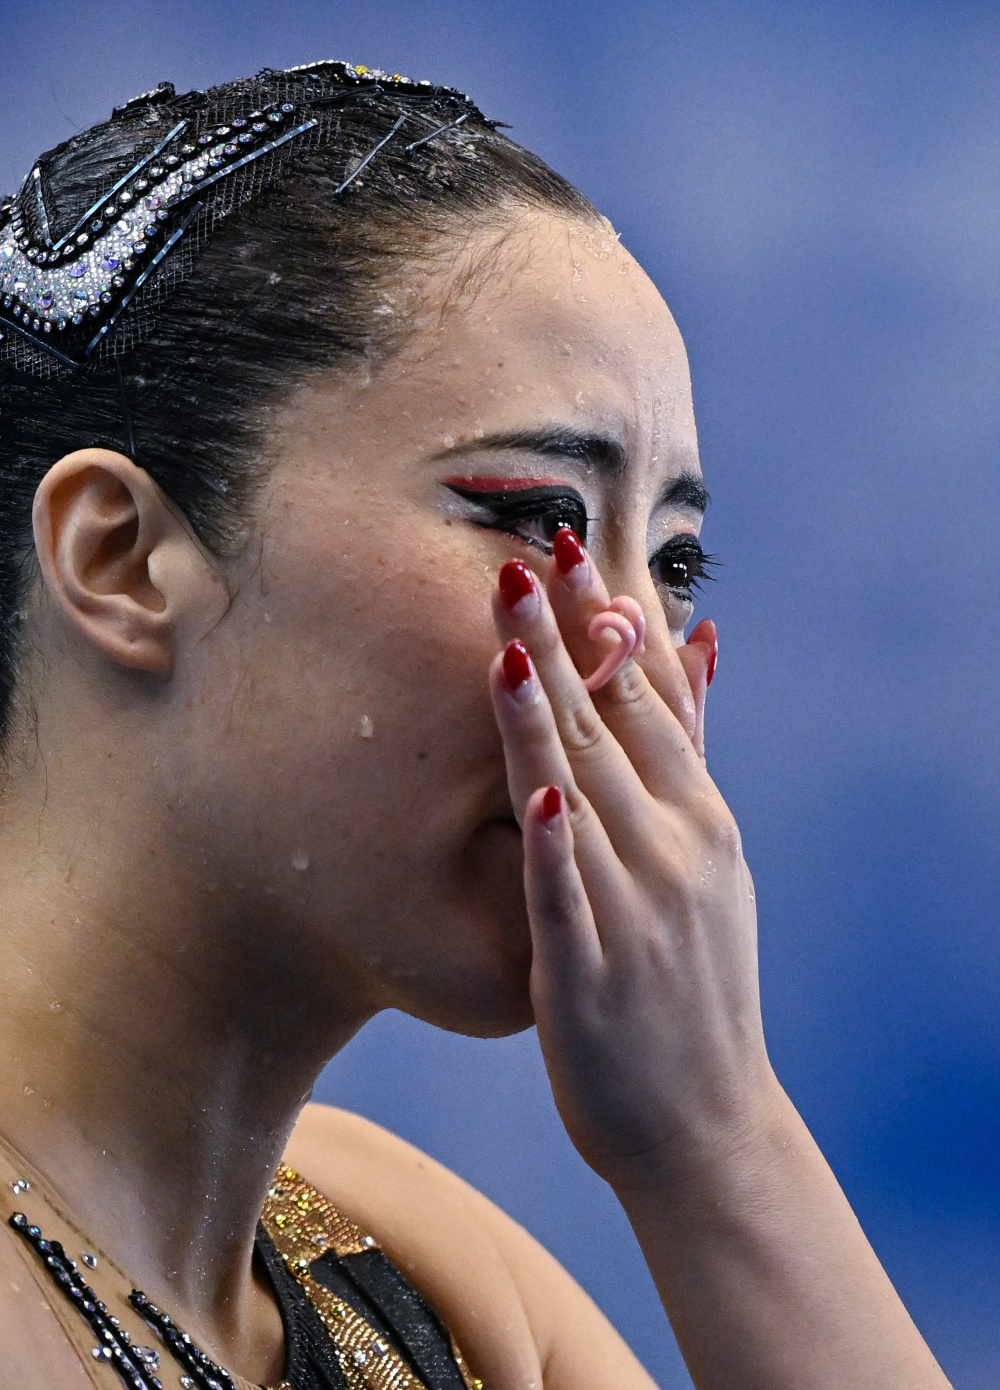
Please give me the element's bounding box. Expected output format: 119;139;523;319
545;528;614;684
587;650;708;802
492;558;712;828
493;561;707;820
522;785;603;984
675;619;717;760
546;528;697;739
489;641;577;818
493;563;652;811
489;646;634;908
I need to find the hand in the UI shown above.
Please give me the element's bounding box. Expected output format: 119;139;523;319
490;538;772;1193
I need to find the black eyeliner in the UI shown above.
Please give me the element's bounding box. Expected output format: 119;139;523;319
445;482;591;547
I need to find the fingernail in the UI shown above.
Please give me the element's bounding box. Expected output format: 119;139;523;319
502;640;534;692
541;785;563;820
706;635;719;687
553;527;587;578
499;560;537;610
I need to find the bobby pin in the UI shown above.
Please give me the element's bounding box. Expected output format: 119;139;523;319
404;112;469;153
334;114;408;195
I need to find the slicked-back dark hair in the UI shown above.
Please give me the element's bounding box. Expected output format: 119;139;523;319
0;62;598;746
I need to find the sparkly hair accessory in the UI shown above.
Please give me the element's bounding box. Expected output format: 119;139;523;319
0;61;484;379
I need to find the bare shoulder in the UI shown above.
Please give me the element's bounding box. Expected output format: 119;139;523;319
285;1103;658;1390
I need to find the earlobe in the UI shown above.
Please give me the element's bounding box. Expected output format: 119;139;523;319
32;448;223;680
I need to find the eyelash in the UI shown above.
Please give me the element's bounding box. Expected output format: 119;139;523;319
648;534;718;599
447;484;717;597
449;486;592;551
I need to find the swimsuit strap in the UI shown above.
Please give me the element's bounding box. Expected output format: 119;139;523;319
0;1133;480;1390
257;1165;479;1390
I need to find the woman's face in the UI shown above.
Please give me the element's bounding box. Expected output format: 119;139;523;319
174;210;707;1037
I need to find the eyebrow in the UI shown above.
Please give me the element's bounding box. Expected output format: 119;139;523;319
436;426;627;476
437;425;709;514
656;473;710;514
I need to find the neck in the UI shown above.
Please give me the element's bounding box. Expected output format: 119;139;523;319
0;762;372;1377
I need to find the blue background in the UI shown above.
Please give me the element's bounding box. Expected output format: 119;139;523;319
4;3;999;1385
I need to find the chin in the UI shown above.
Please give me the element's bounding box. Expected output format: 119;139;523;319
412;974;536;1041
398;825;536;1040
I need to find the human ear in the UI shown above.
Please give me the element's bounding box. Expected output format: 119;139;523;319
32;448;228;680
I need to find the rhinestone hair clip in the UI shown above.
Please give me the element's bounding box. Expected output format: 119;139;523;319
0;105;315;368
0;61;482;377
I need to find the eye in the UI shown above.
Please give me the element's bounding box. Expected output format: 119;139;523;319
648;533;717;597
445;483;590;551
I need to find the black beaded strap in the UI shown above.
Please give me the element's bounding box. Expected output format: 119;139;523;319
9;1211;166;1390
130;1290;239;1390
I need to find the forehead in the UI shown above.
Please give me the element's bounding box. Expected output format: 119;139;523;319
404;211;696;446
278;210;699;486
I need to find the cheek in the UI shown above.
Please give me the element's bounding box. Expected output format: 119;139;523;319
222;512;507;836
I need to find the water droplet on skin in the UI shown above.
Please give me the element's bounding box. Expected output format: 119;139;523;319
291;850;310;872
359;715;375;739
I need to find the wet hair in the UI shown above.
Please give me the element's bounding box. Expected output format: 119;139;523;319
0;63;598;745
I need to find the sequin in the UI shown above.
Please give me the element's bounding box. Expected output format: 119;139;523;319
1;61;473;375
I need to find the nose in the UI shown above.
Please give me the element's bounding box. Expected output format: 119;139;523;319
589;525;673;651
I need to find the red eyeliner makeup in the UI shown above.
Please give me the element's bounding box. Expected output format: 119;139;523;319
444;476;568;491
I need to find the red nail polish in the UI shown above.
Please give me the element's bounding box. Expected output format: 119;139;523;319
502;640;533;691
541;785;563;820
499;560;536;609
553;527;586;575
706;636;719;687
